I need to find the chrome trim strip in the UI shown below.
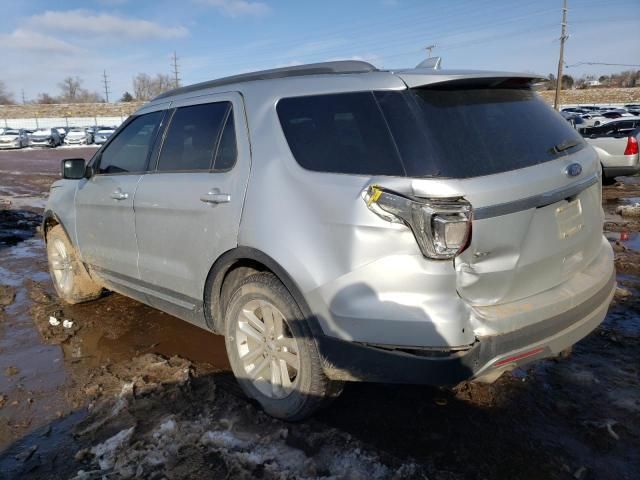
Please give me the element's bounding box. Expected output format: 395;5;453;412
473;173;599;220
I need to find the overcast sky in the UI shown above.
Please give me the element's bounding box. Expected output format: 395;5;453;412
2;0;639;101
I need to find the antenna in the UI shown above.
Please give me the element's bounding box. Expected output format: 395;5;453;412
424;44;437;57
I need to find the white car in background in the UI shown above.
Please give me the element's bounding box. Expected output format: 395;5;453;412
65;128;92;145
582;117;640;182
0;129;28;149
580;113;606;128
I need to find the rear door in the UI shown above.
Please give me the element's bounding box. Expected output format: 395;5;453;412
75;110;165;279
134;92;250;309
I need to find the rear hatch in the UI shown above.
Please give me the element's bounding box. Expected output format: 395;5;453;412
377;76;603;306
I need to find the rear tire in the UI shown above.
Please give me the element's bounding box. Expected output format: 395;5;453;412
224;272;343;421
46;225;102;304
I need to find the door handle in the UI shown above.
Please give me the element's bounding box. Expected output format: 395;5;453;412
200;192;231;204
110;190;129;200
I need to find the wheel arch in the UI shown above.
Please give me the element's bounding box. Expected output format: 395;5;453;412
204;246;321;336
42;210;72;244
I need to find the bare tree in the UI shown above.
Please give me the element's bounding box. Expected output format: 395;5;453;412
133;73;153;100
75;89;102;103
0;80;15;105
36;93;57;104
58;76;83;102
132;73;175;101
153;74;173;95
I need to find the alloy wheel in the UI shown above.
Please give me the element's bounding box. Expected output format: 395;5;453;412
49;238;73;294
234;299;300;399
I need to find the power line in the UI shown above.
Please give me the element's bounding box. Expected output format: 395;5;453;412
553;0;568;111
171;51;180;88
193;8;561;75
566;61;640;68
102;70;111;103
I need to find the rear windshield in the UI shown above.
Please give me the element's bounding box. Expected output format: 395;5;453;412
277;88;584;178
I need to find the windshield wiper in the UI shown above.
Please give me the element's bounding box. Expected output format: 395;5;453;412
550;139;581;155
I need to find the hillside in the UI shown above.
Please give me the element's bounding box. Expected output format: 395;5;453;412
0;87;638;120
0;102;144;119
538;87;640;105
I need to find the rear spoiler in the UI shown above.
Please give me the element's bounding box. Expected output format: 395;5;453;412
392;69;547;89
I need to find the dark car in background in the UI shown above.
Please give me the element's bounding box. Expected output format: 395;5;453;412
29;128;63;147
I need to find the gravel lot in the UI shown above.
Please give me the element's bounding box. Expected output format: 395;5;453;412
0;147;638;480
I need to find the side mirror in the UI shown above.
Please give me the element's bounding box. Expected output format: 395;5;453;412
61;158;86;179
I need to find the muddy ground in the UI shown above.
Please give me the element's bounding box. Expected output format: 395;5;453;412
0;148;638;480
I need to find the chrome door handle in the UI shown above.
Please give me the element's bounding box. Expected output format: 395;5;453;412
110;191;129;200
200;192;231;204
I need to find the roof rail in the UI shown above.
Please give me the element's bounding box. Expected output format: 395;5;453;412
152;60;378;101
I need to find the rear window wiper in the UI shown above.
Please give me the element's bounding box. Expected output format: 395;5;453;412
550;139;581;155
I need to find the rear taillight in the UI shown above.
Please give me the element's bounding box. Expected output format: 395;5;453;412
364;185;472;260
624;136;639;155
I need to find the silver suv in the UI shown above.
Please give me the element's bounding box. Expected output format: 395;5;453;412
44;61;615;420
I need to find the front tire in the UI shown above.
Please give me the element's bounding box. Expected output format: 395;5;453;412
224;272;342;421
46;225;102;304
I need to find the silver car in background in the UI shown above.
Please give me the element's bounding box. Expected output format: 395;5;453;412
93;128;115;145
0;129;28;149
44;60;615;420
582;117;640;182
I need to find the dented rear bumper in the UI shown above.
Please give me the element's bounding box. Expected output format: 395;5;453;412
318;240;615;385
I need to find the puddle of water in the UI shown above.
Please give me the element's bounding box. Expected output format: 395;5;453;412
622;196;640;205
0;218;229;451
0;195;47;209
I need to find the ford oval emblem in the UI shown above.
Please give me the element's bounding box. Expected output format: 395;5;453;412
565;163;582;177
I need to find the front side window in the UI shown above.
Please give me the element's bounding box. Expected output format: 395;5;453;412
157;102;230;172
98;111;163;174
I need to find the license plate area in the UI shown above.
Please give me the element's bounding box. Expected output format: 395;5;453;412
556;198;583;239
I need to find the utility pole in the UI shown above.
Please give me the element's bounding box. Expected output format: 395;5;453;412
102;70;111;103
553;0;568;111
425;44;437;58
21;89;26;104
171;51;180;88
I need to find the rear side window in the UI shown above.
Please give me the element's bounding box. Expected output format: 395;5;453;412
277;89;584;178
98;111;163;174
277;92;405;176
157;102;230;172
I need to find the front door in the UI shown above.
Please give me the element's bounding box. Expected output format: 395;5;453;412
134;93;251;311
75;110;165;280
